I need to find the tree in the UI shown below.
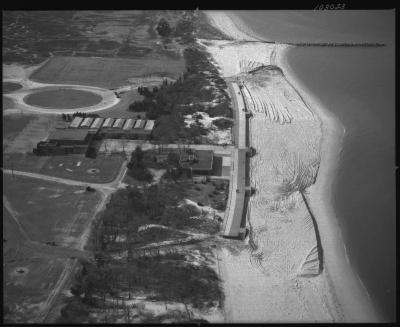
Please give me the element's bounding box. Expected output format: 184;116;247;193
128;146;144;169
156;18;171;37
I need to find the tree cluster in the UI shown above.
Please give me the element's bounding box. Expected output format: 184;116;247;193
127;146;153;183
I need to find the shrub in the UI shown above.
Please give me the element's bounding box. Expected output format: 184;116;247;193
212;118;233;129
207;103;232;118
156;18;171;37
128;166;153;183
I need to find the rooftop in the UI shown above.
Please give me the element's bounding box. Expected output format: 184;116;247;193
180;150;214;171
48;128;91;141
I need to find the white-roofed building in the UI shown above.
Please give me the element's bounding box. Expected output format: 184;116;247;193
90;117;104;129
69;116;83;128
80;117;94;128
113;118;125;128
144;120;155;131
102;118;115;128
123;119;135;130
133;119;142;128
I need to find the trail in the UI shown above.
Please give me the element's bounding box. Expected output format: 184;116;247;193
2;164;127;191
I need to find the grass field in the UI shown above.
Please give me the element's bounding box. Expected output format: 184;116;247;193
3;174;102;245
24;88;103;109
3;114;37;142
3;11;185;65
97;89;144;118
3;115;56;154
3;174;103;323
30;56;185;89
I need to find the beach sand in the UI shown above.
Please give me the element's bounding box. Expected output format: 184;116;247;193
203;11;380;322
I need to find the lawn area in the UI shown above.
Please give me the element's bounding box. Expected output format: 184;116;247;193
97;89;144;118
2;114;37;141
3;153;126;184
24;88;103;109
3;174;103;323
40;153;126;183
3;114;56;154
3;174;102;245
30;56;185;89
3;81;23;93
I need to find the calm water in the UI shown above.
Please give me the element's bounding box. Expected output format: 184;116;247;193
233;10;396;321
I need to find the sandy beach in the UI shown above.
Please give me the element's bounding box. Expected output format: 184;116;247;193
203;11;380;322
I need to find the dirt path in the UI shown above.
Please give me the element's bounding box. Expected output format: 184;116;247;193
3;196;32;242
2;166;127;191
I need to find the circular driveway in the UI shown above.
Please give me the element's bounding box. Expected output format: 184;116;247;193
3;78;120;114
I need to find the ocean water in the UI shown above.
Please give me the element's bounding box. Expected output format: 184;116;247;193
233;10;396;321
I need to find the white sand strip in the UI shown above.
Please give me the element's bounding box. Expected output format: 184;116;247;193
278;47;380;322
203;10;380;323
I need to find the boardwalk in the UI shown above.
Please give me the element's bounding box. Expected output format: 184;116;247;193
222;82;250;237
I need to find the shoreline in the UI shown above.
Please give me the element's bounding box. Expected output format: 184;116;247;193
204;10;380;322
278;46;380;322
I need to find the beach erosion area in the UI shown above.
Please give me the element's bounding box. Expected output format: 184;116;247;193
202;11;381;322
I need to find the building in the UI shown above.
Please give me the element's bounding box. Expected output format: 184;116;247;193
179;149;214;175
90;117;104;129
133;119;143;128
113;118;125;129
35;129;96;155
102;118;115;128
69;116;83;128
144;120;155;131
101;119;155;139
80;117;94;128
65;116;156;140
123;119;135;130
48;128;94;145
